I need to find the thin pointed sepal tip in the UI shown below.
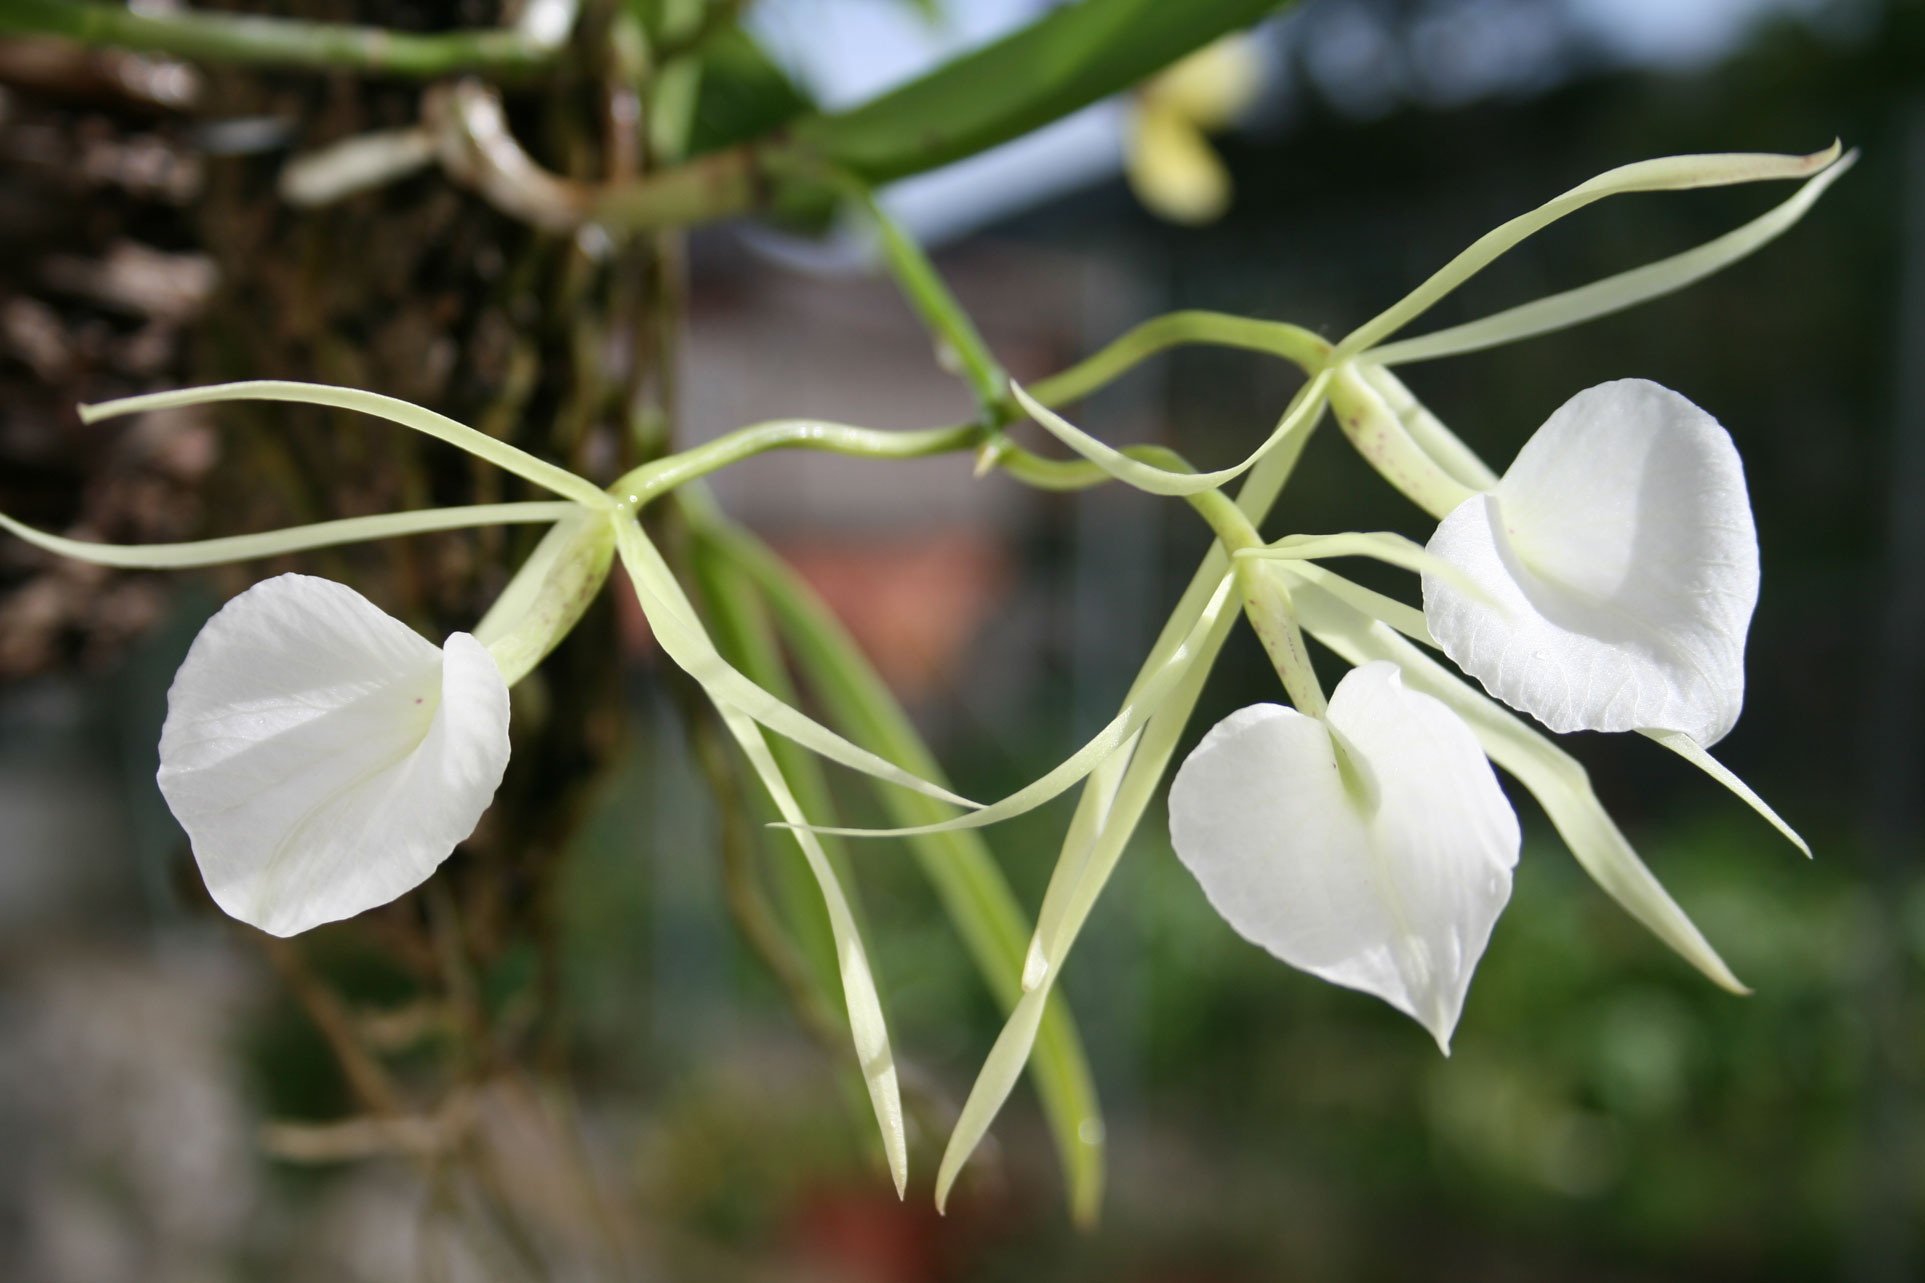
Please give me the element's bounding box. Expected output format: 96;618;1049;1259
1705;955;1751;997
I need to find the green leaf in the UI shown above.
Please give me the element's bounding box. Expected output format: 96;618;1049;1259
790;0;1293;184
691;498;1108;1227
688;25;816;157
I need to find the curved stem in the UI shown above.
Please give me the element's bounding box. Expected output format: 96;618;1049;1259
609;420;978;508
592;298;1343;509
846;183;1009;417
1028;310;1330;404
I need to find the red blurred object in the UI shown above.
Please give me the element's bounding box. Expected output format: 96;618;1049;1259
776;529;1009;702
615;526;1008;704
786;1183;948;1283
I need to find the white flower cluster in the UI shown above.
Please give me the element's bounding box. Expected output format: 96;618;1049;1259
1171;378;1764;1050
0;142;1851;1203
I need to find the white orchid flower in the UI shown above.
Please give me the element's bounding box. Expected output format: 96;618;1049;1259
1169;661;1519;1051
924;146;1851;1211
157;573;512;937
1420;378;1756;747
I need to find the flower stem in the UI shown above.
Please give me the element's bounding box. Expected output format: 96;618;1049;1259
1328;362;1478;520
600;303;1340;507
1182;481;1329;717
845;182;1010;418
1029;311;1330;403
608;420;980;509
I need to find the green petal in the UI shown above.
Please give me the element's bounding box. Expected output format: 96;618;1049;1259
1355;364;1499;491
940;588;1240;1210
936;984;1051;1211
80;381;612;510
1;502;575;570
717;704;909;1196
1367;152;1858;367
1238;529;1494;607
1274;562;1433;648
1026;311;1329;406
1640;729;1810;857
778;574;1236;839
613;516;985;810
696;504;1107;1226
1335;143;1843;360
1010;371;1332;497
939;399;1326;1208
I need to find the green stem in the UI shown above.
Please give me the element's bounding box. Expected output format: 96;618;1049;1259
609;419;978;509
1169;474;1329;715
598;305;1334;508
1327;362;1477;520
1;0;563;79
1235;563;1325;716
1028;310;1330;404
847;184;1009;416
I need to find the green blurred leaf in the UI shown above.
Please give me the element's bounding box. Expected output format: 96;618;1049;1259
686;494;1108;1227
688;25;816;157
791;0;1292;183
689;526;859;1028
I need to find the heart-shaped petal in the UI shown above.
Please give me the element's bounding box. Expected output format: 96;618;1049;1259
1423;379;1757;745
1168;662;1519;1050
157;573;511;936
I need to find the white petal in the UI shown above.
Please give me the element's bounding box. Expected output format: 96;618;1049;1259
157;574;511;936
1168;662;1519;1050
1423;379;1757;745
